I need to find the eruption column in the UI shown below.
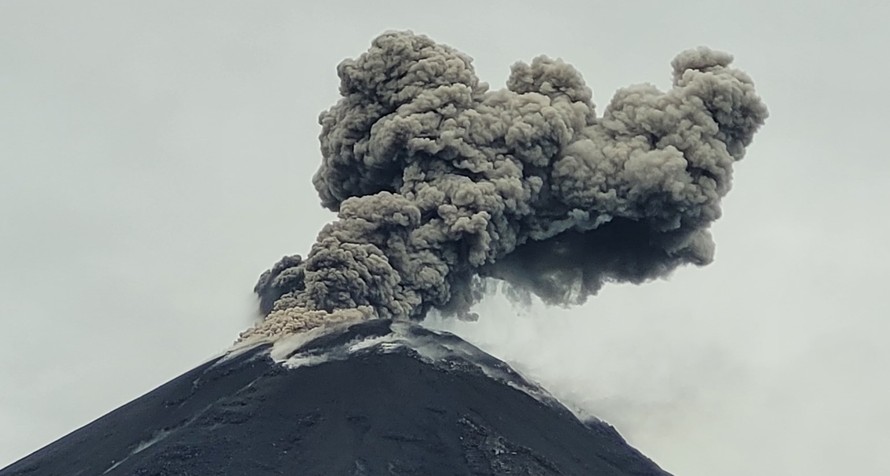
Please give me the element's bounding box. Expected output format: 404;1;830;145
246;31;767;339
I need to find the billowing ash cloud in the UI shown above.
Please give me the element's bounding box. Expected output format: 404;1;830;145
245;31;767;338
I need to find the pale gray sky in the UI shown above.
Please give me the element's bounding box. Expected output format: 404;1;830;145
1;1;888;475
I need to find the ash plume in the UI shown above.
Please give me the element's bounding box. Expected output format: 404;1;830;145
245;31;767;338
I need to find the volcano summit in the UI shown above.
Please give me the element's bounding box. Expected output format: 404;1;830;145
1;320;670;476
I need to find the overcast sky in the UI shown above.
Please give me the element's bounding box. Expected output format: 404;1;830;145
2;1;888;475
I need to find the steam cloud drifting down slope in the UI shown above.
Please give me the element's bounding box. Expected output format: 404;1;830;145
245;31;767;338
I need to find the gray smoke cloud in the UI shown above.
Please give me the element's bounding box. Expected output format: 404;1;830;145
246;31;767;338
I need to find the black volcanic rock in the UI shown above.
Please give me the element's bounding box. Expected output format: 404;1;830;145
1;320;670;476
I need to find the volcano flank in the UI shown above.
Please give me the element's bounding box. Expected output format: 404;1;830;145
0;320;670;476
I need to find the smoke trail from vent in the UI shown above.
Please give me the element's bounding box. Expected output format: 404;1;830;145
245;31;767;338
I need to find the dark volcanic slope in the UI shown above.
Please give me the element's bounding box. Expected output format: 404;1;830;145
1;320;670;476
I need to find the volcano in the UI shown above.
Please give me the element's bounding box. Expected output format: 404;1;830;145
1;320;670;475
